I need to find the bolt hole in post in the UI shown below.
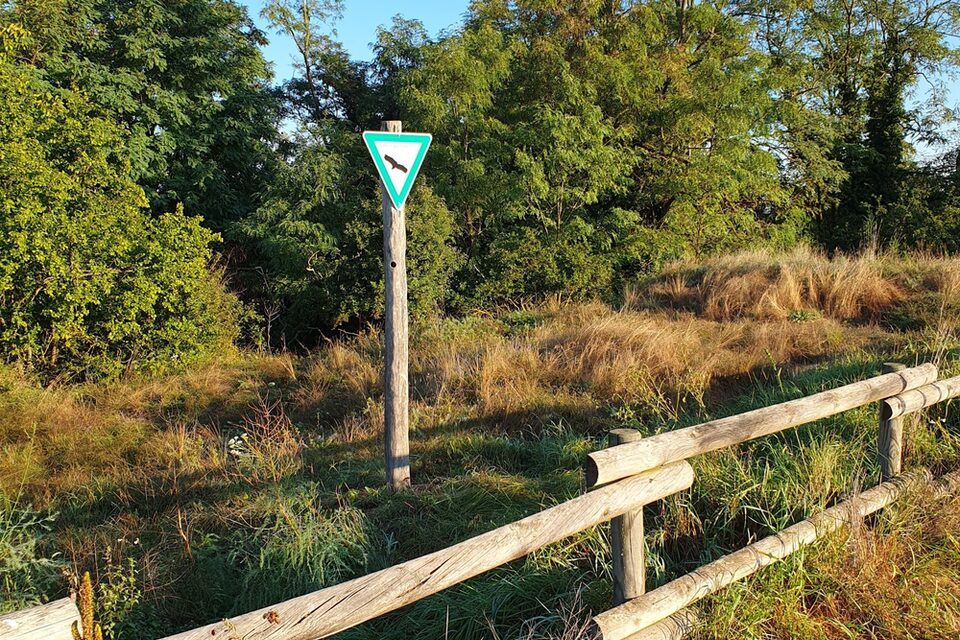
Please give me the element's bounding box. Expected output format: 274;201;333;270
380;120;410;491
361;122;432;491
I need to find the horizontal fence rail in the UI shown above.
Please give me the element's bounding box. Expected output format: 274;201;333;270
622;610;698;640
0;598;79;640
585;363;938;487
882;374;960;419
163;462;694;640
10;362;959;640
592;468;960;640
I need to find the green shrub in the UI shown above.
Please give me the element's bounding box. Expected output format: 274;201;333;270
94;554;161;640
0;25;241;380
0;497;62;612
236;125;460;341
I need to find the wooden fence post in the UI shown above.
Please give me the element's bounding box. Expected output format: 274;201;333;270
609;428;645;604
161;462;695;640
381;119;410;491
878;362;907;480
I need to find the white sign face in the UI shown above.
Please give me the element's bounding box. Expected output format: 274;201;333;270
362;132;432;209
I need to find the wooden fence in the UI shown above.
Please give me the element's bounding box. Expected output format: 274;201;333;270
7;362;960;640
0;598;78;640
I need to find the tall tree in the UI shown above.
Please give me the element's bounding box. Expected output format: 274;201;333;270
237;9;459;341
740;0;960;250
4;0;282;230
0;22;240;379
401;0;788;306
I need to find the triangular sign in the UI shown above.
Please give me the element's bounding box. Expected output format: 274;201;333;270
362;131;432;209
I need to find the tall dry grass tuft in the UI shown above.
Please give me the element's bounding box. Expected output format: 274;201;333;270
553;310;854;408
0;353;296;505
628;246;960;322
487;588;599;640
394;302;868;429
231;398;303;486
800;486;960;638
290;339;381;427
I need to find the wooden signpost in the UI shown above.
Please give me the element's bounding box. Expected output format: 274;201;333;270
362;121;432;491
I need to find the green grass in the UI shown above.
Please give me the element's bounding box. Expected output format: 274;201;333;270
1;278;959;638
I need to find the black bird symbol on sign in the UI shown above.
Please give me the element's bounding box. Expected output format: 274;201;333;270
384;155;408;173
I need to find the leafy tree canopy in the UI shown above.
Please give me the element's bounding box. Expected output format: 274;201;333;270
0;23;240;380
4;0;282;229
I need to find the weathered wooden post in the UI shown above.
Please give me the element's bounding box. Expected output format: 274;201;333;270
609;428;645;604
878;362;907;480
363;122;432;491
379;120;410;491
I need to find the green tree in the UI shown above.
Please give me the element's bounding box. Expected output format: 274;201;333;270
0;23;240;380
399;0;789;307
237;124;459;340
238;8;459;342
4;0;281;230
741;0;960;251
260;0;352;123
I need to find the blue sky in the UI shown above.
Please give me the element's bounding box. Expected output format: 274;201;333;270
242;1;471;84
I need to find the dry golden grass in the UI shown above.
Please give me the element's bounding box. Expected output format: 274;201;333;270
231;398;304;486
629;246;960;322
0;296;886;504
688;479;960;640
0;256;957;638
406;303;871;426
0;352;297;503
291;340;380;422
804;487;960;639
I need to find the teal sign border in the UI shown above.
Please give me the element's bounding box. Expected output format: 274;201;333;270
362;131;433;209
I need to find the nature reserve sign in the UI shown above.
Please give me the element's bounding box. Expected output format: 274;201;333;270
362;131;432;209
362;123;433;491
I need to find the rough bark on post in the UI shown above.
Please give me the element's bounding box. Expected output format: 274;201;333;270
381;120;410;491
609;428;645;604
878;362;907;480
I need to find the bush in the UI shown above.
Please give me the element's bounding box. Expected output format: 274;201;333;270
94;554;161;640
0;497;62;612
0;25;241;380
236;125;460;341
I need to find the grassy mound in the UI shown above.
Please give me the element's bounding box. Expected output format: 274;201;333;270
629;247;960;329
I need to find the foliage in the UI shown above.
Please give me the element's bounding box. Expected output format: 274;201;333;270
0;497;61;612
401;1;789;307
94;554;161;640
742;0;960;251
4;0;960;344
0;23;241;380
229;489;387;613
244;0;960;335
237;122;460;341
3;0;281;230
